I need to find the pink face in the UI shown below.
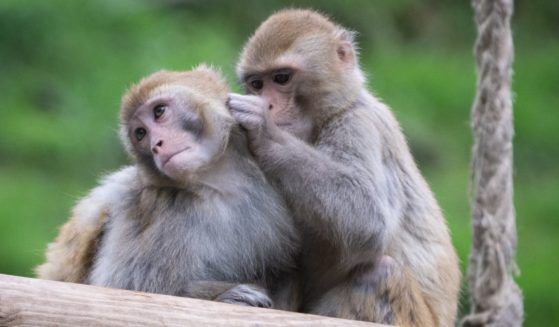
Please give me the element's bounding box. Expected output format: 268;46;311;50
127;92;211;181
244;67;314;141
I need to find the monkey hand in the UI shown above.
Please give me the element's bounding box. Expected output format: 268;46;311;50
215;284;273;308
227;93;285;152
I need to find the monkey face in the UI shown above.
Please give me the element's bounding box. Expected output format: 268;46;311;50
126;87;223;182
119;67;232;185
242;67;314;142
236;10;365;142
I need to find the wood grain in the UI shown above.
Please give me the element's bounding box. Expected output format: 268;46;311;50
0;274;387;326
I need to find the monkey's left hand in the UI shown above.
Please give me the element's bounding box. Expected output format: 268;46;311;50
215;284;273;308
227;93;285;152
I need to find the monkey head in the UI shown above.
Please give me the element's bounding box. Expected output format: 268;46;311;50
236;9;366;135
120;65;233;185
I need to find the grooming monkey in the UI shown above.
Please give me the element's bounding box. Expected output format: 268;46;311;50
228;9;460;325
36;66;300;308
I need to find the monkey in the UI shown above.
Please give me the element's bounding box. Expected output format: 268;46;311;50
227;9;460;326
36;65;300;309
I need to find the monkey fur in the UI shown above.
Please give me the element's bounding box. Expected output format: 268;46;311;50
228;9;460;326
36;66;300;309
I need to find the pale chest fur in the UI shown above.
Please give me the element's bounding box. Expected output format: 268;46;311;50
88;185;291;295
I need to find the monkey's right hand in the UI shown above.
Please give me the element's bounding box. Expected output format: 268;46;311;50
215;284;273;308
227;93;285;150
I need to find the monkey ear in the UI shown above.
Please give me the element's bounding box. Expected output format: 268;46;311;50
334;29;358;68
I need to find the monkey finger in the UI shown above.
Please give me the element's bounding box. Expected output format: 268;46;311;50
228;93;266;107
216;284;273;308
231;111;264;131
228;99;261;116
228;101;265;123
227;94;267;114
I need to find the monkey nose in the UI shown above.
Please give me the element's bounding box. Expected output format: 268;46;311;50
268;104;273;110
152;140;163;154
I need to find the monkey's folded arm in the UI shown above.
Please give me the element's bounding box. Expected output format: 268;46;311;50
261;128;403;258
35;166;138;282
180;281;272;308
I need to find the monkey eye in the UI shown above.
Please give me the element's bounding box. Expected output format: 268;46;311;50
250;79;264;90
134;127;147;141
273;72;291;85
153;105;166;119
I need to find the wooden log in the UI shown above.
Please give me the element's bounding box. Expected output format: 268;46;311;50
0;274;386;326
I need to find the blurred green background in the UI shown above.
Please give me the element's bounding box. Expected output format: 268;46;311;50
0;0;557;325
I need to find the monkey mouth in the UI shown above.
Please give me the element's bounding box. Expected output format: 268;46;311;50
161;147;191;167
276;122;292;127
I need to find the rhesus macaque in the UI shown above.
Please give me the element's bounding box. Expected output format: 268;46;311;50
36;66;300;308
228;9;460;326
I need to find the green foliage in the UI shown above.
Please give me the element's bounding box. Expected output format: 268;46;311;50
0;1;557;325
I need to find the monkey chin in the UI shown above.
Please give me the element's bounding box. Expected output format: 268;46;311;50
157;151;211;185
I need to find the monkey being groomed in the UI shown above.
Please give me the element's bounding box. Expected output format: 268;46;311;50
228;9;461;326
36;66;300;309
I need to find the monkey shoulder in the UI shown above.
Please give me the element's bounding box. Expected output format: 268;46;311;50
191;166;300;276
207;168;299;250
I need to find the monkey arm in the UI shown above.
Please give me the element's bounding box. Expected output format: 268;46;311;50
178;280;242;299
180;281;272;308
261;130;404;260
229;93;403;259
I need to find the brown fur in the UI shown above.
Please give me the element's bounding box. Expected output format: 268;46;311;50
121;65;229;123
35;210;108;282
